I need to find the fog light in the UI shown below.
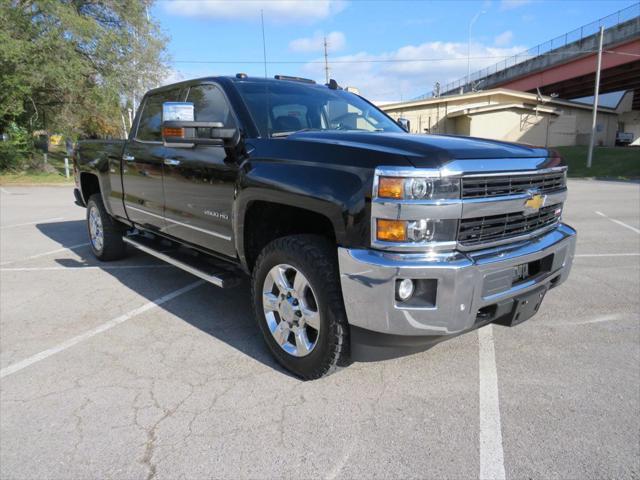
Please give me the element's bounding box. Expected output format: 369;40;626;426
397;278;415;301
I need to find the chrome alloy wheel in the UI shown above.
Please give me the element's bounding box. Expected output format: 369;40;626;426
262;264;321;357
88;205;104;252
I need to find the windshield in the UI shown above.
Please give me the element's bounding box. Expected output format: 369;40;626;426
235;81;404;138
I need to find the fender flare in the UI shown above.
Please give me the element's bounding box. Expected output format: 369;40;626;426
77;153;115;217
233;188;348;269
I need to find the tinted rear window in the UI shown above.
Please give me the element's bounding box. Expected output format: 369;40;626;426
186;84;235;126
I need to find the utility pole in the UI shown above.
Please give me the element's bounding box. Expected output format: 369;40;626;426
323;36;330;84
587;26;604;169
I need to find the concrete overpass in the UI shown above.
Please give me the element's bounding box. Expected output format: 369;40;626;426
432;5;640;107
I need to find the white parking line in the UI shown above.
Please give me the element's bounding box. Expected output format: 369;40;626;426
0;265;174;272
548;313;624;326
0;217;65;229
595;211;640;234
478;325;506;480
0;187;11;195
575;253;640;257
0;280;205;379
0;242;90;266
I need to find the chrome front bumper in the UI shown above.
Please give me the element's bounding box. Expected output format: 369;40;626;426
338;223;576;338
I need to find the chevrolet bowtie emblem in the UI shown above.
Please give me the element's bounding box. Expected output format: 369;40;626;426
523;190;546;215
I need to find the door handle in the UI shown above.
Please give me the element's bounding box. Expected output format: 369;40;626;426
122;154;135;162
164;158;181;166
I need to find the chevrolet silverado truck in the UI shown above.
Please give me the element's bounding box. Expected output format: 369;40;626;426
74;74;576;379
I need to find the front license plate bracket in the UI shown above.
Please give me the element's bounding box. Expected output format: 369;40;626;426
495;285;548;327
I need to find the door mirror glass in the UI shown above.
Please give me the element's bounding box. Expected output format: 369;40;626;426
397;118;410;132
162;102;195;148
162;102;195;122
161;102;240;148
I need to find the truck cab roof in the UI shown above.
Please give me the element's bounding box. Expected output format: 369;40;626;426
145;74;333;97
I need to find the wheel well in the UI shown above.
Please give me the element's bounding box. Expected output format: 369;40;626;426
243;201;336;271
80;173;100;203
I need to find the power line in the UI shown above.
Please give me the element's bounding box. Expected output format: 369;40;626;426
170;55;515;65
154;0;623;2
169;49;637;65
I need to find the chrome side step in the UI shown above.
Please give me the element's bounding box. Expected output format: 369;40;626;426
122;235;241;288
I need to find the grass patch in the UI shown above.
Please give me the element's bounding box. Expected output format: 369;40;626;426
555;146;640;180
0;171;73;185
0;149;74;185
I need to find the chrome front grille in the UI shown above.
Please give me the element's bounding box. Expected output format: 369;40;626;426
458;203;561;247
462;171;566;198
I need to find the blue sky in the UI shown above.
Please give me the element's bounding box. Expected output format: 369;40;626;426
153;0;637;101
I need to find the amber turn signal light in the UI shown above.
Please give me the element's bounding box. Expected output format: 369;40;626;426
376;219;407;242
378;177;404;199
162;127;184;138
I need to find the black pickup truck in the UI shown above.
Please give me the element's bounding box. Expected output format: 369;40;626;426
74;74;576;379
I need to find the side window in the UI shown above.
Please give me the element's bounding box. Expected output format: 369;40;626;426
136;89;181;142
186;84;235;127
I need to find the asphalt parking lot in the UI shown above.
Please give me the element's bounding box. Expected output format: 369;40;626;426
0;180;639;480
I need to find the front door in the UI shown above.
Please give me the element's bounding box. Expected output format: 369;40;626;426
122;89;182;231
161;83;238;258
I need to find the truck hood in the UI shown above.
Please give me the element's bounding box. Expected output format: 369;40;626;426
287;131;551;168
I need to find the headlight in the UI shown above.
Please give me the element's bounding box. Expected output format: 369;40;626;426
376;218;458;243
377;176;460;200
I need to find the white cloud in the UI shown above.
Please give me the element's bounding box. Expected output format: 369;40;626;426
494;30;513;47
163;0;347;23
499;0;531;11
300;40;525;102
289;31;346;53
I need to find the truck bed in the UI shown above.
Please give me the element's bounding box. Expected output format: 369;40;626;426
76;139;125;167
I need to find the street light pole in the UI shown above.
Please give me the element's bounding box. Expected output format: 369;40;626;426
587;26;604;169
467;10;486;92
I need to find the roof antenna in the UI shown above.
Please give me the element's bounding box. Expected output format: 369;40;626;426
260;9;271;138
261;10;268;78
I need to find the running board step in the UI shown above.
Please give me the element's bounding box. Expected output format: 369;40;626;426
123;234;242;288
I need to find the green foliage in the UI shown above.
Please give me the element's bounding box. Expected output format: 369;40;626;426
0;0;168;152
555;146;640;179
0;122;33;170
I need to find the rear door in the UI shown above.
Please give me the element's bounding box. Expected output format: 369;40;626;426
161;83;238;257
122;89;181;230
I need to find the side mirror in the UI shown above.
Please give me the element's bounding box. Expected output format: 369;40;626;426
397;118;410;132
161;102;240;148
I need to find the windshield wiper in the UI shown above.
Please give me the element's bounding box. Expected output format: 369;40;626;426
271;131;297;138
271;128;319;138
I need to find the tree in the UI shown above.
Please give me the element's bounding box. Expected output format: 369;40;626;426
0;0;168;141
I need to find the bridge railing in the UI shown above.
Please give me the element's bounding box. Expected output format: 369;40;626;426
416;3;640;100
